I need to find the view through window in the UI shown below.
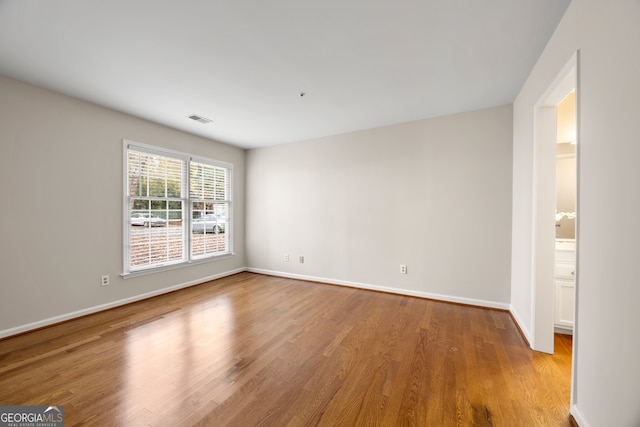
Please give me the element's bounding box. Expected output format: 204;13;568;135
124;141;232;273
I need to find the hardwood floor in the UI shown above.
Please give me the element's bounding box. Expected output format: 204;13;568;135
0;272;573;426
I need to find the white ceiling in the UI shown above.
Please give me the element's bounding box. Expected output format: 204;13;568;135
0;0;570;149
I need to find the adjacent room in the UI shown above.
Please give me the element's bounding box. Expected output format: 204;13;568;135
1;1;639;426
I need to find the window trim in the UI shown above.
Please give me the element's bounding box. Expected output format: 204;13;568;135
122;139;233;277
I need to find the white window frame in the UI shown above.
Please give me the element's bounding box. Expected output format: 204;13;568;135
123;140;233;276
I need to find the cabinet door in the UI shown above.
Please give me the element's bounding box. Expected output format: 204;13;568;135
555;278;575;328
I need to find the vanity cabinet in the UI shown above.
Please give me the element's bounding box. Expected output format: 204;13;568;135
555;241;575;332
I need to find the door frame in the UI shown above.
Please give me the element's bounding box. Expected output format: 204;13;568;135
531;51;578;354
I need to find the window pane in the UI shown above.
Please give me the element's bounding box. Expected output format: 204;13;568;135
128;151;149;197
212;202;229;220
128;214;184;267
131;199;149;210
167;200;183;224
166;159;183;198
150;200;166;210
148;157;166;197
190;162;230;202
127;147;186;270
192;232;227;259
191;199;229;257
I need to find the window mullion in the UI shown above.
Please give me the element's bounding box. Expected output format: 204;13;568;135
186;157;192;264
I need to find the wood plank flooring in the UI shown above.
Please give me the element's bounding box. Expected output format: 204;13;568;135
0;272;573;426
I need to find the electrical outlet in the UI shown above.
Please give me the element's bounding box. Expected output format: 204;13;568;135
101;275;110;286
400;265;407;274
299;256;305;264
284;254;289;262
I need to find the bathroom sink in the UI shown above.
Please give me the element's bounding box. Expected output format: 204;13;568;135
555;239;575;251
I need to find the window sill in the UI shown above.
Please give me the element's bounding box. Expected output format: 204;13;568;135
121;253;235;279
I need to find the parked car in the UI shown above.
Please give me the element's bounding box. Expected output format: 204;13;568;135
131;213;167;227
192;214;225;233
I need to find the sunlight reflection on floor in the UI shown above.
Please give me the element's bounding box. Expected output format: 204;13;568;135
123;295;236;424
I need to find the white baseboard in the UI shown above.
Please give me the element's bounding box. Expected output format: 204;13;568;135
571;403;589;427
1;267;512;339
246;268;510;310
508;305;533;346
0;267;246;339
554;326;573;335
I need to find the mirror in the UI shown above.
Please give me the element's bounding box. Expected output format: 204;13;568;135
556;91;576;239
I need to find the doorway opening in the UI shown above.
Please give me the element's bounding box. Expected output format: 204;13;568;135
554;91;576;335
532;52;578;355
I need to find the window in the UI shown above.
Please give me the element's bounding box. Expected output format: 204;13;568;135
124;140;232;274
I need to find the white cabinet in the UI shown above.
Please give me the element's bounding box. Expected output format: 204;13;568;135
555;240;575;332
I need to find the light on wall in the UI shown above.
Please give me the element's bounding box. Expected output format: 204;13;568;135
555;211;576;221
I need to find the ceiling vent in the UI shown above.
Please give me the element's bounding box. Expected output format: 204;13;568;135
187;114;212;124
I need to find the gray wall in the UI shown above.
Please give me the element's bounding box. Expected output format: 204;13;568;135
512;0;640;425
0;75;246;336
246;105;513;306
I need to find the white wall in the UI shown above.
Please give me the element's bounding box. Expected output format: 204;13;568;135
511;0;640;425
246;105;513;307
0;75;246;337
